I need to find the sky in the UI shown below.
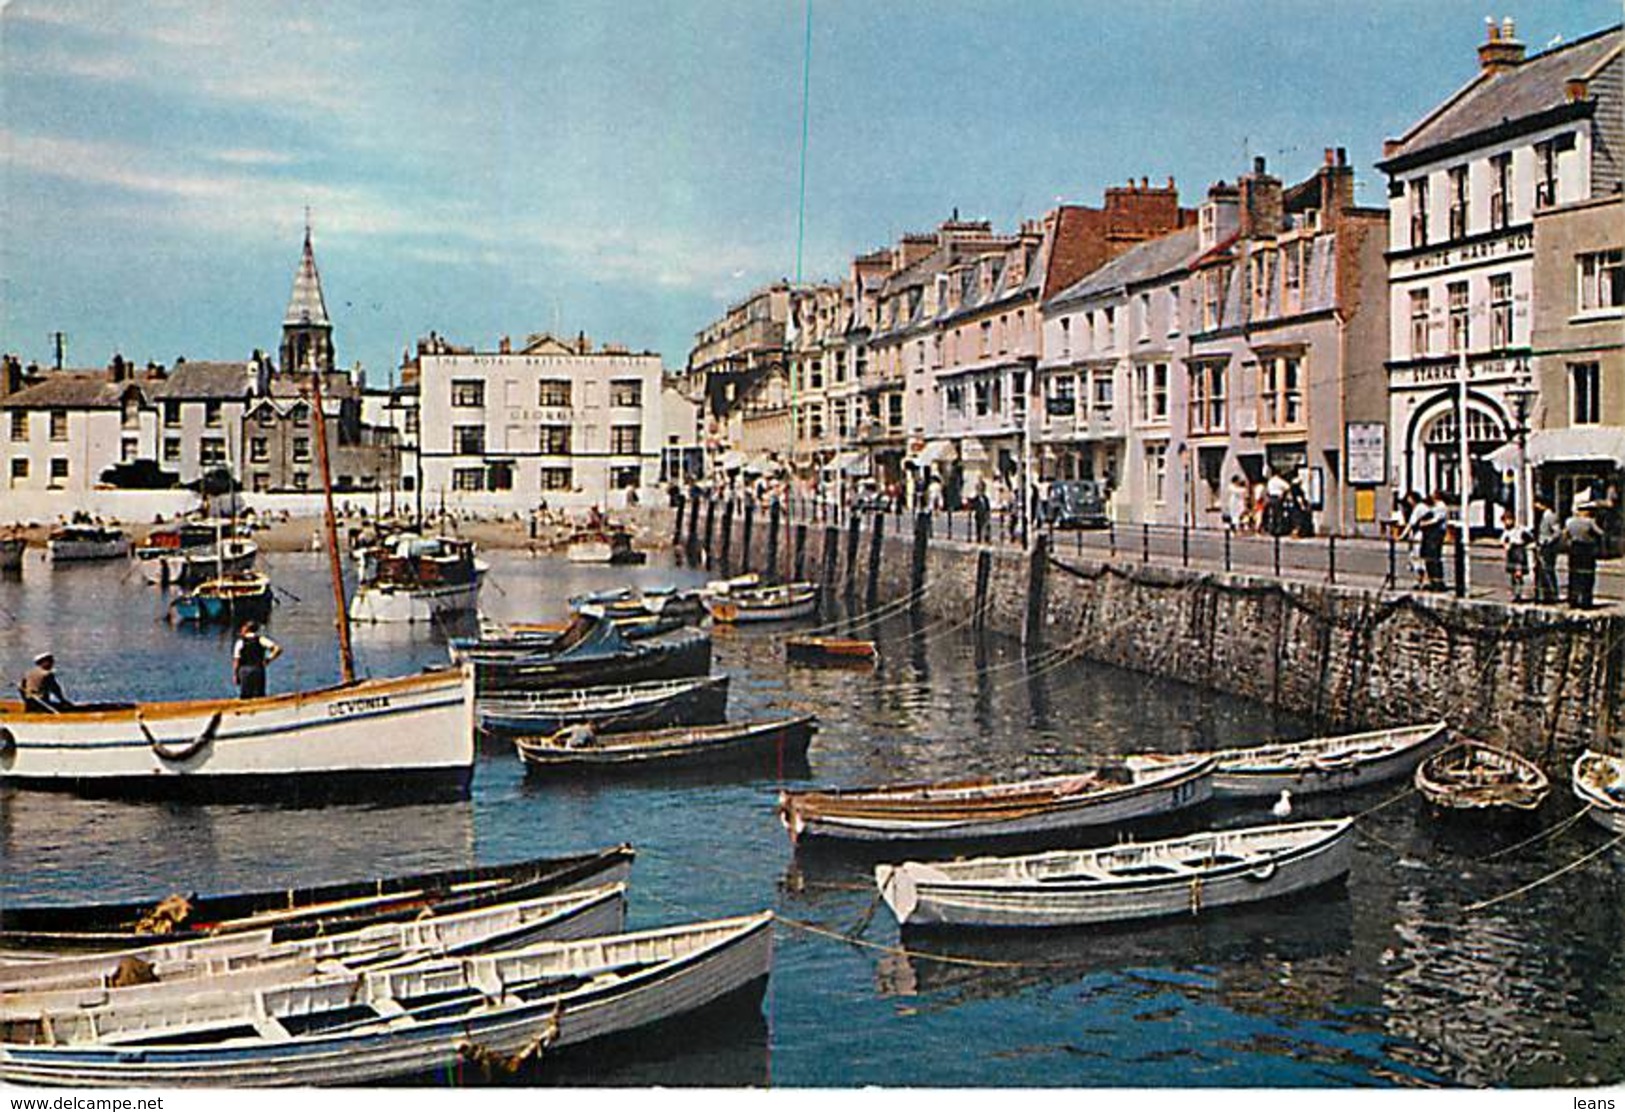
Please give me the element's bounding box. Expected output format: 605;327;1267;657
1;0;1618;384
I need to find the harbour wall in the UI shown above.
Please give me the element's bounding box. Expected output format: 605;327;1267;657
675;498;1623;762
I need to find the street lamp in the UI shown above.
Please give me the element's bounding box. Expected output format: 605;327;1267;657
1505;359;1538;530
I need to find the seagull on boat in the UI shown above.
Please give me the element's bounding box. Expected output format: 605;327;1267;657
1272;789;1293;819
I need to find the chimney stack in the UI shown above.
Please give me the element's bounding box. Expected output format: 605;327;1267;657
1478;16;1525;74
1240;157;1283;239
498;335;511;354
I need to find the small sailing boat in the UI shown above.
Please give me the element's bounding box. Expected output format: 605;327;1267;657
1572;750;1625;835
169;572;274;625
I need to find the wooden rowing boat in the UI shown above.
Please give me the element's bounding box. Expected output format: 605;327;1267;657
1414;742;1549;815
1572;750;1625;835
703;582;818;624
0;912;775;1087
515;715;816;775
875;818;1355;929
477;674;730;738
0;885;627;1015
1124;722;1449;799
0;667;475;800
168;571;274;625
467;621;713;695
786;637;877;666
0;845;635;955
778;755;1215;846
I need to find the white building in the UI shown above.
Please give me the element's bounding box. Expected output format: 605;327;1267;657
1376;20;1622;531
416;332;665;510
0;362;157;493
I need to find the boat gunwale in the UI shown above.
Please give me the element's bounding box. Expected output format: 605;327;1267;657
783;755;1214;822
0;668;467;724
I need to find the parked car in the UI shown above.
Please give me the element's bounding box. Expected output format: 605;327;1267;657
1044;480;1109;529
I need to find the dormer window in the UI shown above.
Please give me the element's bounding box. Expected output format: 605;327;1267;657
1199;204;1217;248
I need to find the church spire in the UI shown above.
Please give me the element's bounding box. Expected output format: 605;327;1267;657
280;212;334;374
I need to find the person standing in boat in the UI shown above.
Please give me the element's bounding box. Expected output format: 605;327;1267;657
19;652;74;713
232;622;282;699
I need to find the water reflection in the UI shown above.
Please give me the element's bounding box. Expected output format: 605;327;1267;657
0;787;476;905
2;552;1622;1086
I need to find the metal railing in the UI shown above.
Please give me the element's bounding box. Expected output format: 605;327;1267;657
673;492;1617;608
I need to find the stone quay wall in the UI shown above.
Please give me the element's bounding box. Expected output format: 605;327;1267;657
670;499;1622;761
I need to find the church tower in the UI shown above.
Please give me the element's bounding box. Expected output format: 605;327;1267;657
279;215;335;374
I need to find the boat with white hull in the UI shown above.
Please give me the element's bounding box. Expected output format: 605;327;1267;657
0;884;628;1015
46;526;129;564
779;755;1215;846
0;668;475;799
876;819;1355;929
1124;722;1448;799
1571;750;1625;835
348;533;486;625
0;912;774;1087
349;574;486;625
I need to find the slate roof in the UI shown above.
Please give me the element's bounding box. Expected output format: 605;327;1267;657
148;362;253;400
0;373;146;409
1381;26;1621;166
1046;227;1202;307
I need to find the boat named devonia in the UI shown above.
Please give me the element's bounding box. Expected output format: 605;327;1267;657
0;667;475;799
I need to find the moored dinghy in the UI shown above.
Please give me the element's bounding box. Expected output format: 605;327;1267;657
1414;741;1549;815
778;755;1215;846
0;884;628;1015
1124;722;1449;798
0;912;776;1088
0;844;635;955
1572;750;1625;835
786;637;877;666
477;674;730;737
515;714;816;775
704;582;819;623
875;818;1355;929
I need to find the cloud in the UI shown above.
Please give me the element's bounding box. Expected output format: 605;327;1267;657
5;3;361;120
208;148;299;168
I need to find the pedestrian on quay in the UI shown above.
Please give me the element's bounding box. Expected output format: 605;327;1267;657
1564;498;1604;610
972;483;991;544
1420;490;1451;591
233;622;282;700
1224;475;1248;533
1534;494;1562;603
19;652;74;713
1397;492;1428;589
1500;509;1531;602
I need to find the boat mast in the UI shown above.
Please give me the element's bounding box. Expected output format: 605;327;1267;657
309;370;357;684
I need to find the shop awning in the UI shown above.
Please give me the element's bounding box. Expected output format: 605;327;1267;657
823;451;870;477
907;440;955;469
1488;427;1625;469
718;449;748;471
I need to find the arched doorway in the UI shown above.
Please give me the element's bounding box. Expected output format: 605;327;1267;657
1417;403;1510;533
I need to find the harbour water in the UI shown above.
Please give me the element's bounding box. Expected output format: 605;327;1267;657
1;549;1621;1087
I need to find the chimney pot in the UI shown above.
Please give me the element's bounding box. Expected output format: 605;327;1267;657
1253;156;1267;175
1337;147;1347;166
1140;176;1148;189
1167;176;1175;189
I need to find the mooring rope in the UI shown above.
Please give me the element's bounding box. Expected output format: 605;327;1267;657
1462;831;1625;914
1476;805;1596;863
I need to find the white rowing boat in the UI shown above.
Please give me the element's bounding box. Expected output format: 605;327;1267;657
0;912;774;1087
0;667;475;798
778;755;1215;845
1571;750;1625;835
1124;722;1449;799
875;818;1355;929
0;884;627;1015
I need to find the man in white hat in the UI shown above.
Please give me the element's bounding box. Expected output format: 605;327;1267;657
19;652;73;713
